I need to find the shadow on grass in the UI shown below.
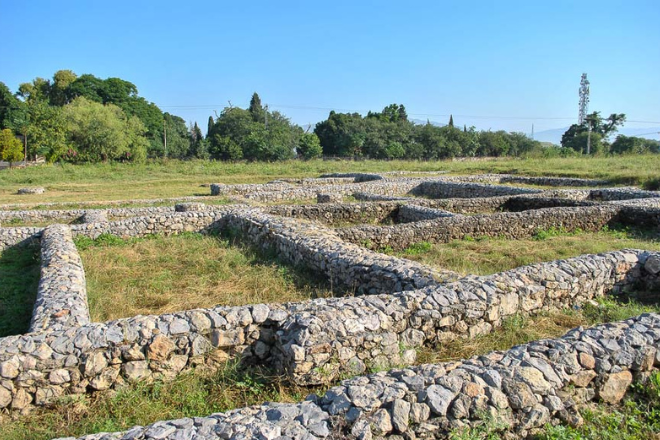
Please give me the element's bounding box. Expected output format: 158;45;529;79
0;244;40;337
219;232;335;299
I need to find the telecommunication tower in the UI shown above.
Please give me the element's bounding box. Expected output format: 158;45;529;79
578;73;590;125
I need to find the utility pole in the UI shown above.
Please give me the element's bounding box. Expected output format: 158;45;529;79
586;120;592;155
531;123;534;140
163;118;167;158
264;104;268;129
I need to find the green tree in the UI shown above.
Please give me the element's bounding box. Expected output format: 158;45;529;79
448;114;454;127
611;135;660;155
49;70;78;106
0;82;23;130
297;132;323;159
561;111;626;154
478;131;509;156
249;92;265;123
207;116;214;139
189;122;209;159
163;113;190;159
0;129;24;166
63;97;147;162
17;77;52;104
314;111;366;157
25;102;68;162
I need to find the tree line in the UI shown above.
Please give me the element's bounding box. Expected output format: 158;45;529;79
0;70;657;164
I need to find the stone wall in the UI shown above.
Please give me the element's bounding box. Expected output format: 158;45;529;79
336;205;626;251
221;210;458;294
57;313;660;440
1;248;656;414
0;226;42;250
265;202;400;225
591;187;660;201
411;181;543;199
275;250;660;385
0;207;174;226
319;172;384;182
29;225;89;333
397;204;457;223
449;173;610;187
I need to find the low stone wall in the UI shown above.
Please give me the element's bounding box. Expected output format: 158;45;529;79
266;202;400;225
590;187;660;201
80;210;108;224
0;196;219;211
353;192;411;202
0;226;42;250
0;206;174;226
451;173;610;187
276;250;660;385
319;172;384;182
211;177;438;202
397;204;457;223
58;313;660;440
411;181;543;199
336;205;625;251
222;210;457;294
29;225;89;333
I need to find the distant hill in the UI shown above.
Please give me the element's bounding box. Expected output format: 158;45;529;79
532;127;660;145
410;118;446;127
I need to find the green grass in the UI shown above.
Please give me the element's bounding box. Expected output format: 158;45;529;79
0;361;327;440
397;226;660;276
76;233;333;322
0;155;659;204
535;372;660;440
0;245;41;337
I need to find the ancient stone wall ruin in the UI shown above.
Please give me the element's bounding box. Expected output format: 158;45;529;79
1;172;660;439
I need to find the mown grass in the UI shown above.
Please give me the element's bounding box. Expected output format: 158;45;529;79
0;245;41;337
397;225;660;276
76;232;333;322
0;155;659;204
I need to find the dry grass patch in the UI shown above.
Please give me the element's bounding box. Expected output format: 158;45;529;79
397;226;660;276
76;233;332;322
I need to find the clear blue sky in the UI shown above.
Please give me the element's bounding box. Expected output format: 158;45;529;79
2;0;659;134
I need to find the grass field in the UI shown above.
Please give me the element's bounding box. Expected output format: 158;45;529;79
0;155;659;204
76;233;333;322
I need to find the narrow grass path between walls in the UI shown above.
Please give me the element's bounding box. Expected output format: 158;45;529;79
0;245;41;337
76;232;333;322
395;225;660;276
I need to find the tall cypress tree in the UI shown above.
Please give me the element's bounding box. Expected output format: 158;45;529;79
249;92;265;122
448;114;454;127
207;116;214;139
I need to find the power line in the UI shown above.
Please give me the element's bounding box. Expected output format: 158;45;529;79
1;103;659;125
